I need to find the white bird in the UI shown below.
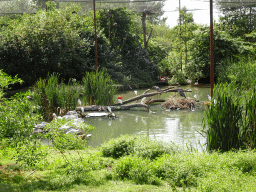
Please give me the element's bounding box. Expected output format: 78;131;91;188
78;99;82;106
194;80;199;86
118;99;123;104
207;95;211;101
107;106;112;113
52;113;57;119
134;90;137;95
194;94;197;99
141;97;146;104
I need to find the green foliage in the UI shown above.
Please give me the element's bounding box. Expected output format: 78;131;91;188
44;118;95;151
217;59;256;89
0;4;99;85
101;135;136;159
0;69;23;98
82;69;116;106
203;83;243;151
97;8;159;85
33;73;81;120
101;135;178;160
0;91;40;143
188;27;239;80
242;86;256;148
169;70;187;85
217;0;256;39
153;154;202;187
14;139;48;168
113;156;160;185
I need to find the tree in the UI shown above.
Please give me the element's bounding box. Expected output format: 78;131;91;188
217;0;256;38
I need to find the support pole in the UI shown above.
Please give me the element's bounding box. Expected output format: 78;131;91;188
210;0;214;97
93;0;98;69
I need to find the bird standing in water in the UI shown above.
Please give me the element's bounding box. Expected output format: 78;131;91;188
176;83;186;98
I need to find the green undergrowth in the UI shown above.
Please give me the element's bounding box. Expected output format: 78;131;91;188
1;135;256;191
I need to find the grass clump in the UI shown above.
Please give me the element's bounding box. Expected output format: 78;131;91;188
203;83;243;151
33;73;81;120
100;135;178;160
82;69;117;106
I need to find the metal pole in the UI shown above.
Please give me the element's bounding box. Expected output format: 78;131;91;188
210;0;214;97
93;0;98;70
179;0;182;71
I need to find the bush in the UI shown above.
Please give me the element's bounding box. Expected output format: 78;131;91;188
0;4;100;85
101;135;178;159
113;155;160;185
101;135;136;159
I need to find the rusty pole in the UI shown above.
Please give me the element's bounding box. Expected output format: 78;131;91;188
210;0;214;97
93;0;98;70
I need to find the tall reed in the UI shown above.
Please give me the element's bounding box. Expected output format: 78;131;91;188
82;70;116;106
242;86;256;148
203;83;243;151
33;73;81;120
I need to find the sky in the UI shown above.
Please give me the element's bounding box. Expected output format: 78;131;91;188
162;0;221;28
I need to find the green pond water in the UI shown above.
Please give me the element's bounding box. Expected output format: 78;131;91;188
85;85;211;151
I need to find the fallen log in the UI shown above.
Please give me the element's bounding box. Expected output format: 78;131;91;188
112;86;191;106
76;103;150;113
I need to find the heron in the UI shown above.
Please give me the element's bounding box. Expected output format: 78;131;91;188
176;83;186;98
152;86;161;94
152;86;162;99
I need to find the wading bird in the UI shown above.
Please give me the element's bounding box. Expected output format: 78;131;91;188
152;86;161;94
176;83;186;98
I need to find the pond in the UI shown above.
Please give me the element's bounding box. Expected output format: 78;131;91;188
85;85;211;151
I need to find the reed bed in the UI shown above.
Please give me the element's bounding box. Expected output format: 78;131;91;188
82;70;116;106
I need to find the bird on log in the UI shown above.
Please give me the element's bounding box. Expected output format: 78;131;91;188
176;82;186;98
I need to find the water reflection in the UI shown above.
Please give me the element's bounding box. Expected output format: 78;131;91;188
86;85;210;151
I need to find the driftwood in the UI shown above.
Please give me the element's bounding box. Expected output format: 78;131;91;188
77;103;150;113
112;86;191;106
76;86;192;113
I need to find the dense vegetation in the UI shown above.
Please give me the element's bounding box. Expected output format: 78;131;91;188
0;0;256;191
1;135;256;191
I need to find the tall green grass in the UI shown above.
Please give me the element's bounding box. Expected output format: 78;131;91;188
203;83;243;151
242;86;256;148
82;70;116;106
33;73;81;120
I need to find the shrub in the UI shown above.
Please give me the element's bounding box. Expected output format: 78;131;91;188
101;135;136;159
101;135;178;159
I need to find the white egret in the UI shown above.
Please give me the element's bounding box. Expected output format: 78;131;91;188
78;99;82;106
141;97;146;104
207;95;211;101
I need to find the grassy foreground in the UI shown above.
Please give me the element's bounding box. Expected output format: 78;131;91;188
1;135;256;192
